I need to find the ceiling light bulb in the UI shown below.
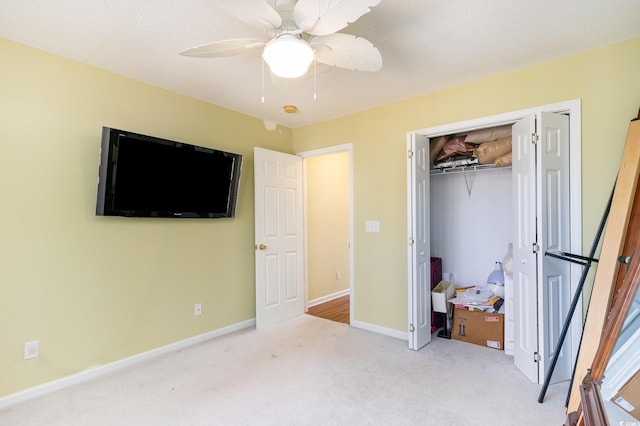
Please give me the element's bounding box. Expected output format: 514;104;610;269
262;34;314;79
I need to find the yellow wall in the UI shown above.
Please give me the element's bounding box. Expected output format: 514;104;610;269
306;152;350;301
292;37;640;332
0;39;292;397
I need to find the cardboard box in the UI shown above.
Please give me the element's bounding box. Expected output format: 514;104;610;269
432;280;455;313
612;369;640;420
452;308;504;350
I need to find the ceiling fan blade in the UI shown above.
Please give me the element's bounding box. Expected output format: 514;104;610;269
180;38;266;58
311;33;382;71
218;0;282;30
294;0;380;36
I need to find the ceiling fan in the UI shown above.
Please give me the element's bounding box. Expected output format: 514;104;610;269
180;0;382;79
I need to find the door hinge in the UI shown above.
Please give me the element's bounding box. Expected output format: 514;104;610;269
409;324;415;333
534;351;541;363
408;149;414;158
532;133;539;144
409;238;415;246
532;242;540;253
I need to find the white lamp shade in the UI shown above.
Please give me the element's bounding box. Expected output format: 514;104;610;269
487;261;505;285
262;34;314;78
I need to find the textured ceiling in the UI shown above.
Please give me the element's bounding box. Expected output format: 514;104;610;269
1;0;640;128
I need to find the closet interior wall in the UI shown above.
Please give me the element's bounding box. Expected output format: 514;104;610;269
429;127;513;288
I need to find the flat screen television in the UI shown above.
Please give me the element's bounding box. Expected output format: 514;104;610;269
96;127;242;218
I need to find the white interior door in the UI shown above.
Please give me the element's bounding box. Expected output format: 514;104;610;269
537;112;571;384
254;147;304;329
512;114;539;382
407;134;431;350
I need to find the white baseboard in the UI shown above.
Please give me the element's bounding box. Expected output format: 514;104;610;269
307;288;350;308
0;318;255;410
351;320;408;341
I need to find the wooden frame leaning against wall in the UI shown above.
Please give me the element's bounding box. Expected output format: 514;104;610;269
567;113;640;426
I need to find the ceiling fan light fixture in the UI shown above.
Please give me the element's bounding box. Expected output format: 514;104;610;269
262;34;314;78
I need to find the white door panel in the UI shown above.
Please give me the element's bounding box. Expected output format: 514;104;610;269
512;112;571;383
512;115;539;383
538;112;571;384
408;134;431;350
254;147;304;329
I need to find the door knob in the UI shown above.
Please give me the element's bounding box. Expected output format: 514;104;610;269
257;244;267;251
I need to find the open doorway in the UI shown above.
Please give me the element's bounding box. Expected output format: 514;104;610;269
299;144;353;324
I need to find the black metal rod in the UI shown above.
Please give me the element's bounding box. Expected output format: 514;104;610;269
537;183;615;404
557;252;600;264
545;251;588;267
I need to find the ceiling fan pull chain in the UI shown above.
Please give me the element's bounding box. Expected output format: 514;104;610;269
261;59;265;103
313;59;317;100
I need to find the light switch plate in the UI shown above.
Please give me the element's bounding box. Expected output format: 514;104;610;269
365;220;380;233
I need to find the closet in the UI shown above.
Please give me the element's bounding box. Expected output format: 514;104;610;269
407;100;582;385
429;125;514;352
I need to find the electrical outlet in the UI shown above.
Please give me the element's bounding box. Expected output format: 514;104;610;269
365;220;380;233
194;303;202;316
336;271;342;280
24;340;38;360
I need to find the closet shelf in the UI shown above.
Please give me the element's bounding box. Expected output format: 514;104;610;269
430;164;512;175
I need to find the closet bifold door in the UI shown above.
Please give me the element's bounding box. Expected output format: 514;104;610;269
407;134;431;350
537;111;572;385
512;111;571;385
512;114;539;383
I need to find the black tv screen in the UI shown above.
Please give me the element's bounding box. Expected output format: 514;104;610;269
96;127;242;218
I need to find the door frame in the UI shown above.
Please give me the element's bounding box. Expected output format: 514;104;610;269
297;143;354;323
407;99;582;364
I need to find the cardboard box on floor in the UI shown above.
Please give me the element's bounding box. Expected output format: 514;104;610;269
452;307;504;350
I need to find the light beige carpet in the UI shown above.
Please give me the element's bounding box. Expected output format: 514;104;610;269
0;314;568;425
